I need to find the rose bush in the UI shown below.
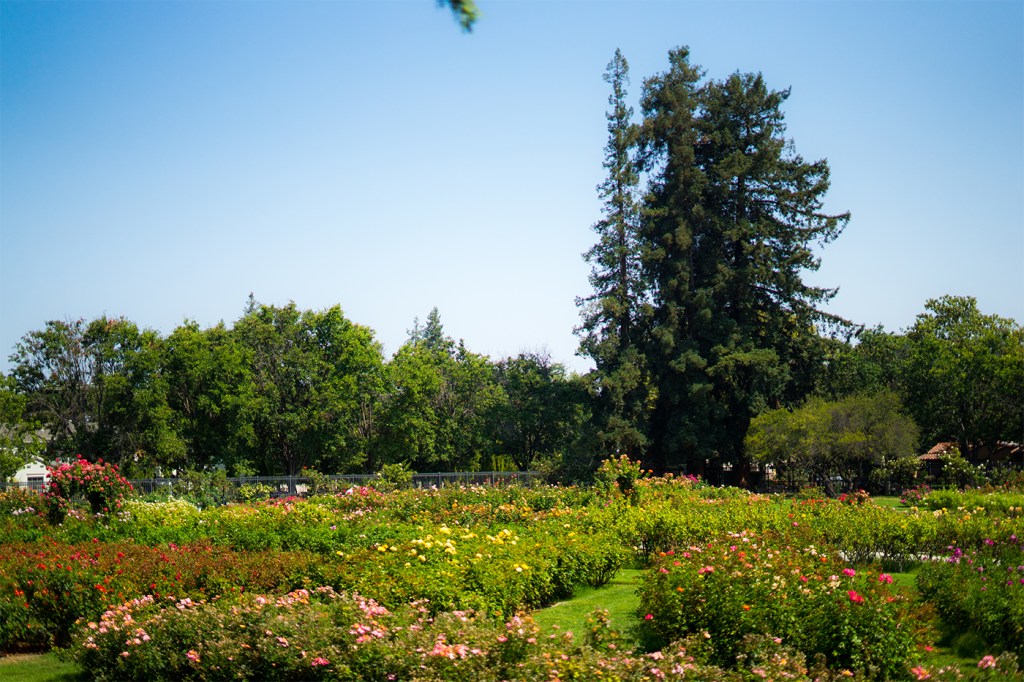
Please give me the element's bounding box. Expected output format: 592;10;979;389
637;531;918;679
44;457;134;523
916;535;1024;657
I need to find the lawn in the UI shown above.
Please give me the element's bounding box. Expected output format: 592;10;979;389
531;568;643;645
0;652;84;682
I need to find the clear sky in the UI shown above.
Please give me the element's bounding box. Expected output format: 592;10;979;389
2;0;1022;375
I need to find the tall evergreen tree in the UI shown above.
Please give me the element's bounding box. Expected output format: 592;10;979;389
636;49;849;479
577;49;652;455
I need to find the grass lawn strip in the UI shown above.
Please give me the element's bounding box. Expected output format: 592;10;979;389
0;652;85;681
531;568;643;646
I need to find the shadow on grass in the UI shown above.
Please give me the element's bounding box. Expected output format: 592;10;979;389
0;652;87;682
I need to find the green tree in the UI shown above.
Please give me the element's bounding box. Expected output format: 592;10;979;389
489;352;587;470
376;310;502;472
161;321;255;473
233;301;385;476
0;373;45;480
577;49;653;457
815;327;911;400
635;48;849;480
904;296;1024;457
9;317;181;469
746;391;919;495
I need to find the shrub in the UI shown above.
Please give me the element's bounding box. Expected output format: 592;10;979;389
375;462;415;493
44;457;134;523
637;531;919;679
68;587;782;681
171;469;235;509
916;536;1024;657
901;484;932;506
595;454;645;503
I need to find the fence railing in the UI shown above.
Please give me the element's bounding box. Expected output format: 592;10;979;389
2;471;545;496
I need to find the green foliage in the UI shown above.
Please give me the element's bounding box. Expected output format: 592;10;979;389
0;374;45;480
376;309;503;472
905;296;1024;456
160;321;254;472
814;328;911;400
917;537;1024;657
575;47;852;479
9;317;183;471
375;462;414;492
577;50;653;458
236;481;275;503
234;299;386;476
870;455;923;495
169;468;236;509
936;449;988;489
4;480;1024;677
488;352;588;470
66;586;762;682
595;454;645;502
118;499;201;544
637;532;918;678
746;392;919;495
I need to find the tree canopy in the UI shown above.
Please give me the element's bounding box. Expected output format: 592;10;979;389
903;295;1024;455
579;46;849;481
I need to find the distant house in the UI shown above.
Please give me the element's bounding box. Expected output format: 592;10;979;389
918;440;1023;478
11;455;49;492
918;442;956;479
971;441;1024;467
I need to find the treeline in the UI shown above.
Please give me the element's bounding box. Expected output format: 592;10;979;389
3;46;1022;485
3;292;1019;486
1;301;589;479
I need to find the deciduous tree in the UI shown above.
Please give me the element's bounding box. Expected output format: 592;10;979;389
232;301;385;477
746;391;919;495
904;296;1024;457
489;352;587;470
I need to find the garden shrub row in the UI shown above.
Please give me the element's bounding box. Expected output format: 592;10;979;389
5;467;1024;679
70;585;839;682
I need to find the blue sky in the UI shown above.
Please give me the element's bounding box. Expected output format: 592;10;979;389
2;0;1021;374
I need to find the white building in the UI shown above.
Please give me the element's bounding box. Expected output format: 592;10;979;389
12;455;48;491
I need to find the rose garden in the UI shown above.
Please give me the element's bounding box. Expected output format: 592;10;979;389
1;456;1023;680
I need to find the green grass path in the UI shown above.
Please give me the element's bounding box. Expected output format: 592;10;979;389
531;568;643;645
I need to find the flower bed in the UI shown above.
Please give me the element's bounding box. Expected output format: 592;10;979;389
916;535;1024;657
5;468;1024;679
637;531;918;679
70;586;820;681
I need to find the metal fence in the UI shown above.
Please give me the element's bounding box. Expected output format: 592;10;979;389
2;471;545;496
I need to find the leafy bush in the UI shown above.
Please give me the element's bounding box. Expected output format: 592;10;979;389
901;484;932;506
170;469;236;509
916;536;1024;657
595;454;645;503
69;586;806;681
118;499;202;545
44;457;134;523
869;456;922;494
375;462;415;493
637;531;919;679
935;449;987;489
236;482;275;503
